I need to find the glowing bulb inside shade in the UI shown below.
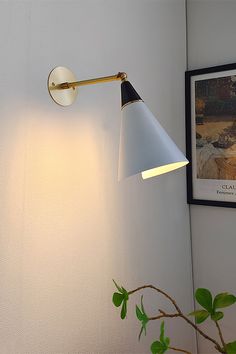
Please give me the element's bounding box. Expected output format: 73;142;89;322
141;161;189;180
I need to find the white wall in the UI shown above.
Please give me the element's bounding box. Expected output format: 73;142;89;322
187;0;236;352
0;1;195;353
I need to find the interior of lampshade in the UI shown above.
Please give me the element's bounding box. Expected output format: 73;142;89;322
141;161;189;179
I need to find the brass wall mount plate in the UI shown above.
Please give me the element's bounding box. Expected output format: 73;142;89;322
47;66;78;106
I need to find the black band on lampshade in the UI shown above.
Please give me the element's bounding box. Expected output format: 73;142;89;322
121;81;142;108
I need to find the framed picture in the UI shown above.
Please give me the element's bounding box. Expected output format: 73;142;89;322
186;63;236;208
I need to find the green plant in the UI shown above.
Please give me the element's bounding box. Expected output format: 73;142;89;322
112;280;236;354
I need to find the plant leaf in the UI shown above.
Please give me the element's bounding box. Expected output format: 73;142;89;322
138;319;148;341
189;310;210;324
136;305;144;321
112;292;124;307
112;279;123;293
195;288;213;313
121;300;127;319
151;322;169;354
159;322;168;351
141;295;145;313
211;311;224;322
151;341;166;354
122;287;129;301
160;321;165;343
226;341;236;354
164;337;170;347
143;322;147;336
138;315;149;340
213;293;236;309
136;296;149;340
138;325;144;341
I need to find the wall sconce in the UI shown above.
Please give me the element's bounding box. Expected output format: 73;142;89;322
47;67;188;180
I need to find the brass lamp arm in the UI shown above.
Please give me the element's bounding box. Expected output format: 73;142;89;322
48;66;128;106
51;72;128;91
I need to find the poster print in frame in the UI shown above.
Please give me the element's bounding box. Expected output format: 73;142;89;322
186;63;236;208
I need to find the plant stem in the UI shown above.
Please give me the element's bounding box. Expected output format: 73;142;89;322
169;346;191;354
149;312;181;321
128;285;224;353
215;321;226;351
129;285;182;313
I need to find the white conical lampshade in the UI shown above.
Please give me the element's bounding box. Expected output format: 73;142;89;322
118;81;188;180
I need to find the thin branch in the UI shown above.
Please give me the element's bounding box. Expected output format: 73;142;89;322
128;285;224;353
215;321;226;351
129;285;182;313
169;346;191;354
149;313;181;321
149;309;181;321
